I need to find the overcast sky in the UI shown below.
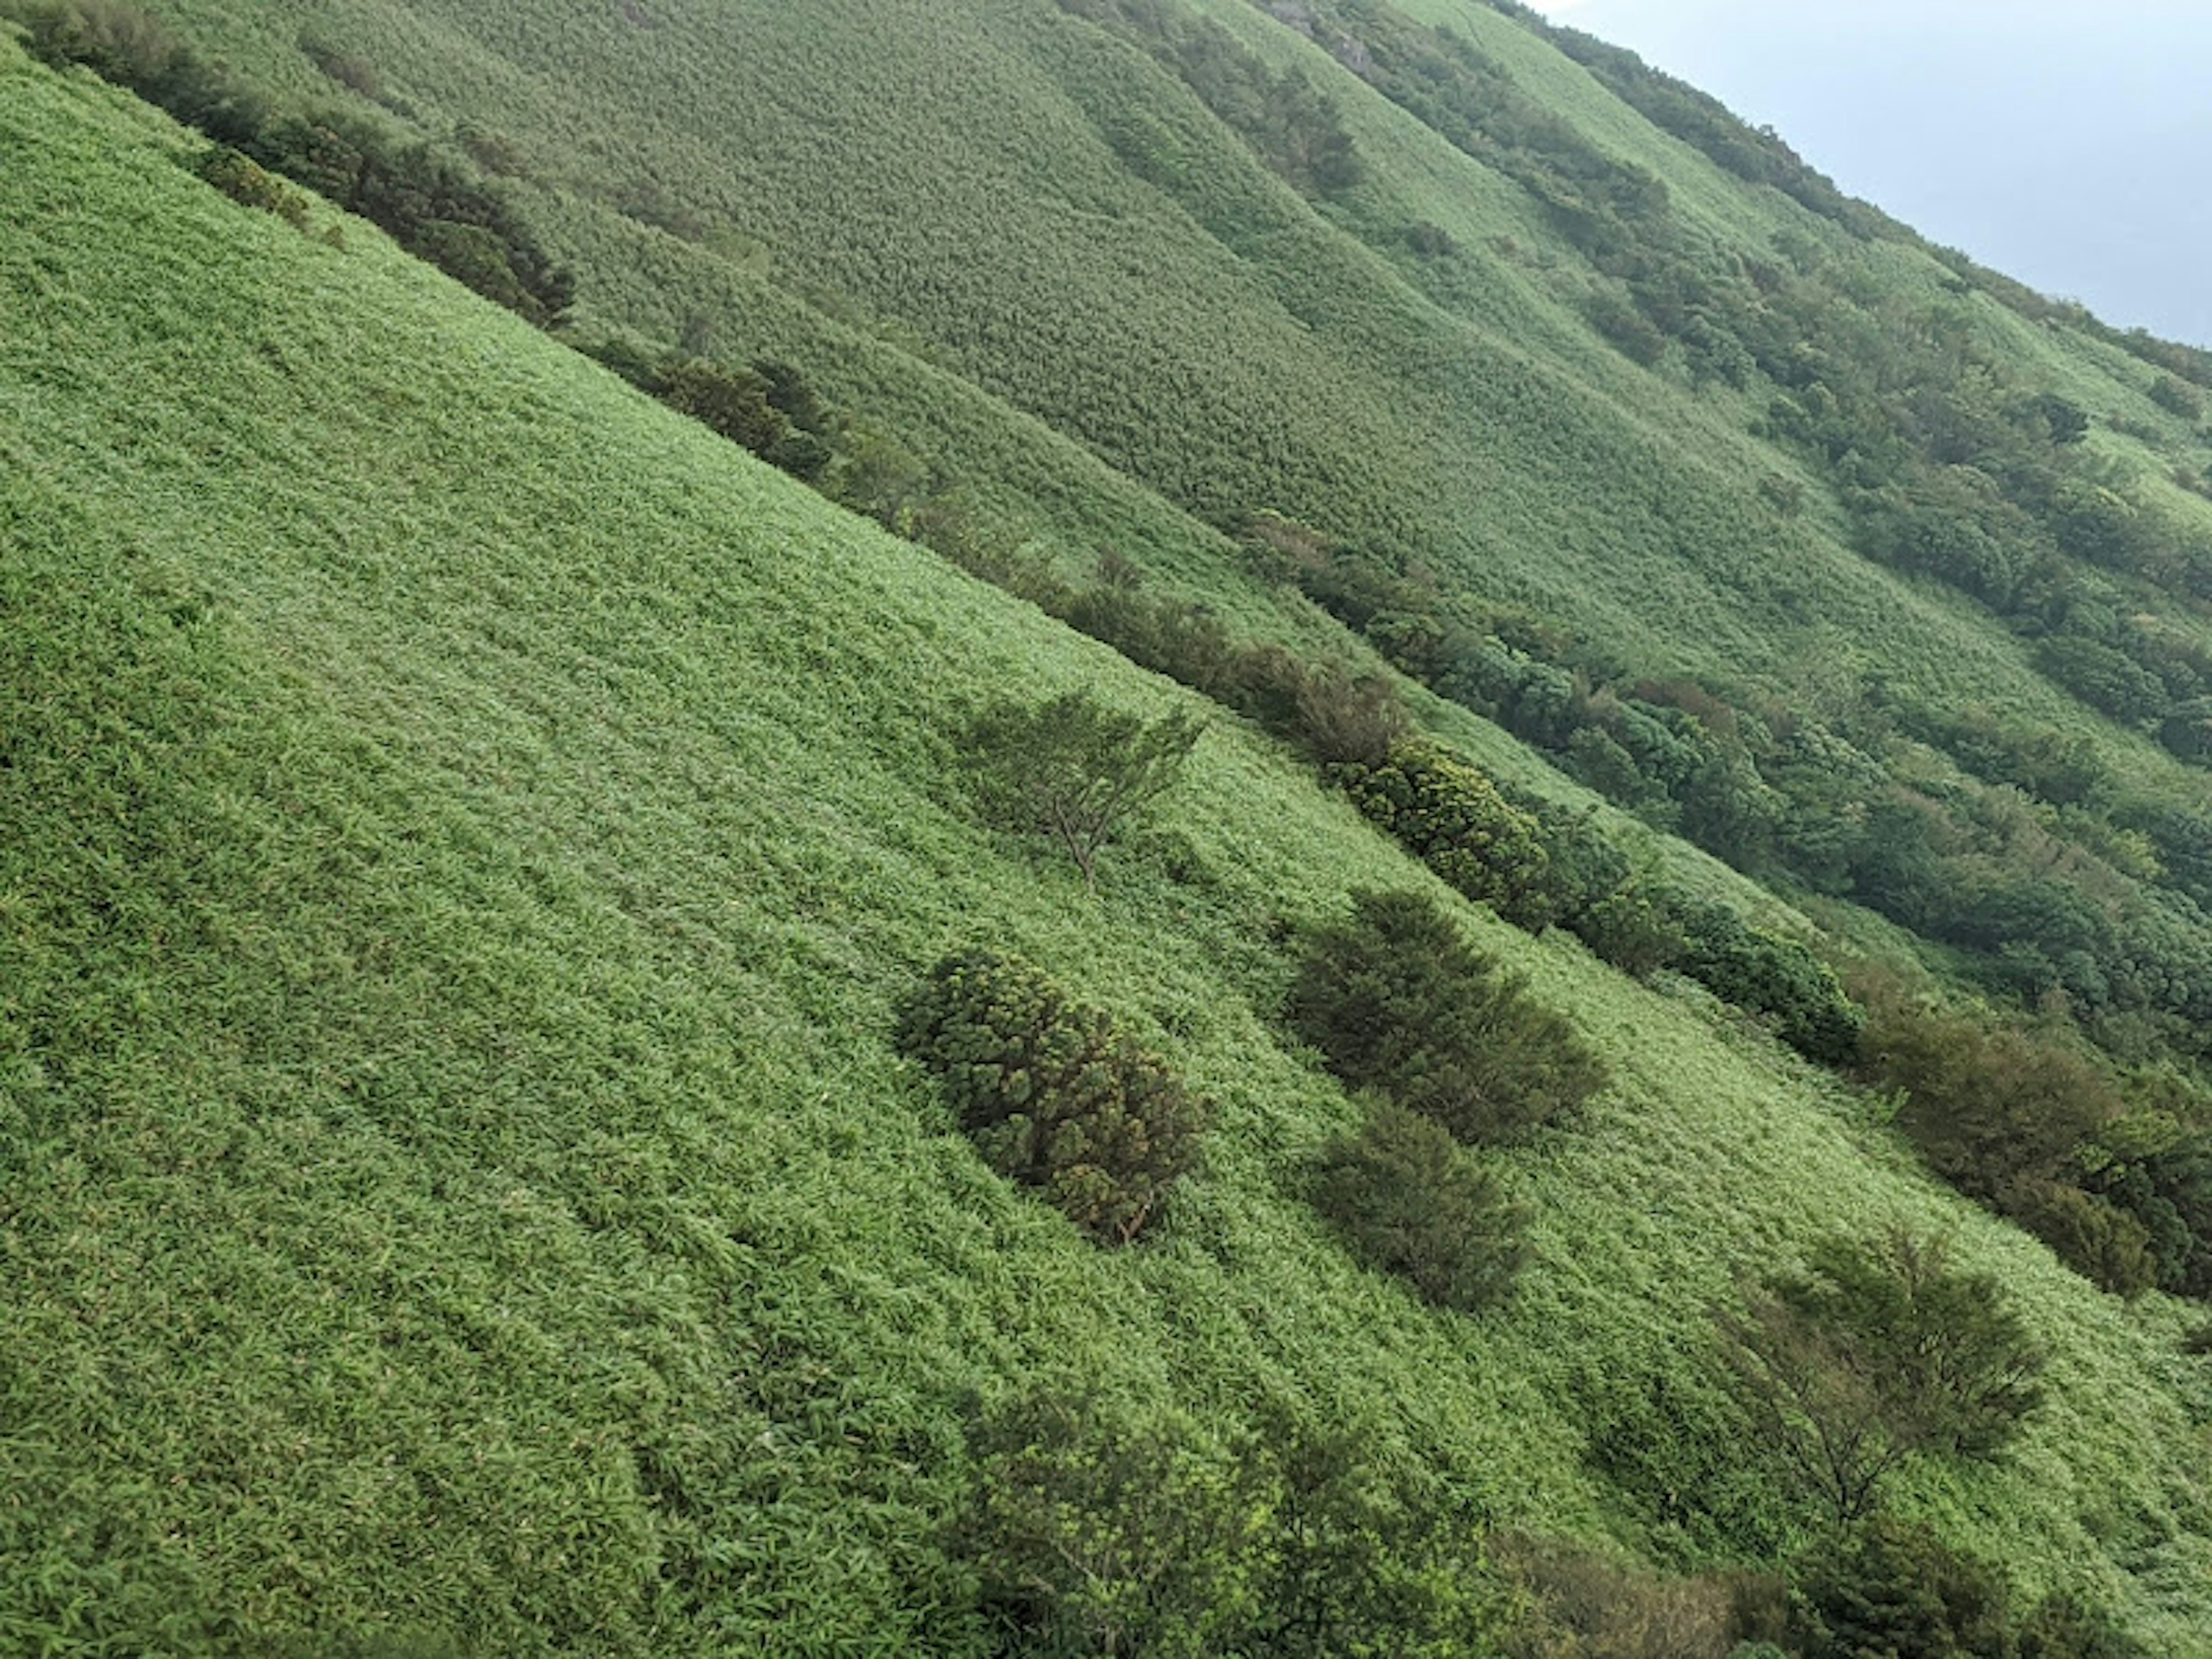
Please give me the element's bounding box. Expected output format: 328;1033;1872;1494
1522;0;2212;349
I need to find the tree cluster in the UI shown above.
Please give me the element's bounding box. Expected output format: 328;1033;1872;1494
21;0;573;325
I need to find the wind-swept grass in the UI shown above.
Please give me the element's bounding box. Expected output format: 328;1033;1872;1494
6;28;2212;1659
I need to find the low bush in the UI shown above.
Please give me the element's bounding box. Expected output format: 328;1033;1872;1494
897;950;1205;1243
1288;889;1606;1143
191;145;310;230
1338;744;1559;931
1676;902;1862;1065
1315;1098;1529;1311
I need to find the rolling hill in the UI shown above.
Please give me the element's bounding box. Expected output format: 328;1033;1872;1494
7;2;2212;1653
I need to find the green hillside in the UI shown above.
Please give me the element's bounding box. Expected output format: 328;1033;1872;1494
8;2;2212;1654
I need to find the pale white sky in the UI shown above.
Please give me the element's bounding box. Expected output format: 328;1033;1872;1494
1518;0;2212;347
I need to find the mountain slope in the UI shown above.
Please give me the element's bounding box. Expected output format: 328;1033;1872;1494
8;12;2212;1658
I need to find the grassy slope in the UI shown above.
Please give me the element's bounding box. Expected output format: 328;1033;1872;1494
130;0;2212;824
5;39;2212;1656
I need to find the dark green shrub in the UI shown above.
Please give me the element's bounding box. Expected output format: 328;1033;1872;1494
2149;375;2206;422
19;0;179;85
1288;889;1607;1143
648;356;790;454
897;950;1205;1243
191;145;310;230
1339;744;1559;930
1676;902;1863;1065
2018;1594;2148;1658
1855;977;2120;1200
298;36;382;101
1315;1098;1529;1311
2004;1180;2157;1299
1789;1518;2014;1658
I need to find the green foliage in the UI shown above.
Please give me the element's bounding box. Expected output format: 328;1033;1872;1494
1339;743;1559;930
1789;1518;2014;1658
897;950;1206;1243
1060;0;1363;198
1315;1097;1531;1312
1496;1535;1750;1659
953;1384;1505;1657
12;11;2212;1652
591;351;839;481
1289;888;1607;1143
965;688;1203;893
1724;1230;2047;1527
2149;375;2206;422
1676;903;1863;1066
191;143;309;229
18;0;571;325
1851;978;2161;1291
954;1386;1257;1656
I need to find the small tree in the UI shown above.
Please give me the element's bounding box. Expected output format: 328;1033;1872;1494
1722;1229;2046;1528
896;950;1206;1244
1315;1098;1530;1312
967;689;1203;893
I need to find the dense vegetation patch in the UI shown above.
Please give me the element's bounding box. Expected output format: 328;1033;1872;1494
897;950;1207;1243
1288;888;1606;1144
1314;1096;1531;1311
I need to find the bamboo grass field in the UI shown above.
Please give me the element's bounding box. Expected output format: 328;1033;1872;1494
9;3;2212;1653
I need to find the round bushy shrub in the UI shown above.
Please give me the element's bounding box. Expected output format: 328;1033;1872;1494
1338;745;1558;930
1676;902;1863;1065
1315;1099;1529;1311
897;950;1205;1244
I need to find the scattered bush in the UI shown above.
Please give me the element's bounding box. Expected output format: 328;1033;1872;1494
1315;1097;1530;1311
2017;1593;2150;1658
1339;744;1559;930
897;950;1205;1243
1676;902;1863;1065
1289;889;1606;1144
